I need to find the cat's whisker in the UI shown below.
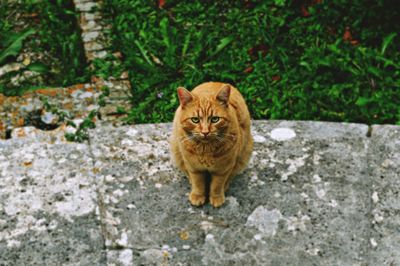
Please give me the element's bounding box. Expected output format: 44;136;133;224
222;132;237;137
179;135;196;144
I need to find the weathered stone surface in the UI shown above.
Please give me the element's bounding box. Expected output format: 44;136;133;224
82;31;102;43
0;63;25;77
0;0;131;140
88;120;378;265
72;0;132;115
0;84;103;139
1;120;399;265
74;1;99;12
0;133;106;265
86;50;108;61
84;40;106;52
368;125;400;265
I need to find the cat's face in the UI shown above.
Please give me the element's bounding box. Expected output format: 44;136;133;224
177;86;231;143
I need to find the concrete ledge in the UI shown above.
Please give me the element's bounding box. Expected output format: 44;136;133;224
1;120;399;265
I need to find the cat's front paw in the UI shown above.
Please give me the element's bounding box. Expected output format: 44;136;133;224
189;192;206;206
210;194;225;208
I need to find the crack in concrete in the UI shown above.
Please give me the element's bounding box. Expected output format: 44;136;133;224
366;125;373;138
363;135;375;264
86;135;109;263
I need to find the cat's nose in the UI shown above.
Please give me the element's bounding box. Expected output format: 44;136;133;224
202;132;209;137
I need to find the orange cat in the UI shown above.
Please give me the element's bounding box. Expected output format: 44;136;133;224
170;82;253;207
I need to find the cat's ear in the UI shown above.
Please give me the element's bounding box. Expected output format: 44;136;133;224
216;84;231;107
177;87;193;107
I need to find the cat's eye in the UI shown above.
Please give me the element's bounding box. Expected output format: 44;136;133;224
191;117;200;123
211;116;220;123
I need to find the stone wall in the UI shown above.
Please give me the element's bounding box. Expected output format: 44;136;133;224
1;121;400;265
0;0;131;139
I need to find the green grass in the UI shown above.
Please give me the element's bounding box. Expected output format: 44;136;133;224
104;0;400;125
0;0;89;96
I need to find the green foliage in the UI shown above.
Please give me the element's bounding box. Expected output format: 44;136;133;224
40;96;72;122
105;0;400;125
64;110;97;143
63;87;110;142
91;55;124;79
36;0;89;86
0;29;35;64
0;0;89;96
40;86;110;143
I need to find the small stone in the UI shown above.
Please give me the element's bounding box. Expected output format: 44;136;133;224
87;50;108;60
205;234;214;241
120;71;129;79
374;213;384;223
313;174;321;183
270;128;296;141
329;199;338;208
118;249;133;266
84;41;105;51
116;232;128;247
200;221;214;231
306;248;320;256
72;118;84;126
75;2;98;12
121;139;133;146
113;189;124;197
126;128;138;137
127;204;136;209
82;31;100;42
300;192;309;199
370;238;378;247
82;20;102;31
81;12;97;21
372;192;379;203
80;91;94;99
0;63;24;77
245;206;282;236
7;239;21;248
253;135;267;143
315;188;326;199
0;219;7;227
41;112;58;125
254;234;262;241
105;175;115;182
87;104;98;111
20;103;36;112
182;245;191;250
65;126;77;136
286;215;310;233
381;159;393;168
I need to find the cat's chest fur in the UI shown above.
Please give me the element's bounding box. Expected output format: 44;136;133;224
183;142;233;169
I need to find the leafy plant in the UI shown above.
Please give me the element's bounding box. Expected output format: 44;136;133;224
91;55;124;79
0;0;89;96
40;86;110;143
64;110;97;143
0;29;35;64
104;0;400;125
